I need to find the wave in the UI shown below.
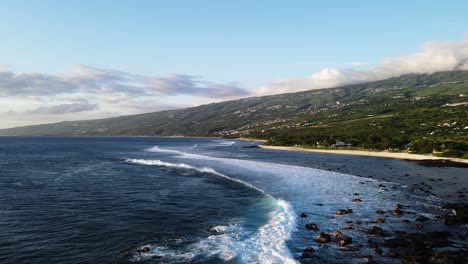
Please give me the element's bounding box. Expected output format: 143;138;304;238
125;158;265;194
124;158;297;263
212;140;236;146
191;197;296;263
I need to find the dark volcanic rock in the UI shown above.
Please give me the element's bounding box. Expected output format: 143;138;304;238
415;215;429;222
301;247;316;259
305;223;319;230
392;209;404;216
140;246;150;253
412;159;468;168
315;232;331;243
300;212;308;218
372;218;385;223
336;209;348;215
242;145;260;149
339;237;353;246
331;230;342;238
367;226;384;236
442;203;468;225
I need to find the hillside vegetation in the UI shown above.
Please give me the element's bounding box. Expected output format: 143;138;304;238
1;71;468;158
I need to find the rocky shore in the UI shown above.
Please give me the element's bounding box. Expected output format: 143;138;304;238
281;150;468;263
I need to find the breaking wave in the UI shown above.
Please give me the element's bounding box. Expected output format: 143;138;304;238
124;158;297;263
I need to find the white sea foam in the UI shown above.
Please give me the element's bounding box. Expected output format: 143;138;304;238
125;158;266;194
140;145;439;263
191;198;297;264
212;140;236;146
124;158;297;263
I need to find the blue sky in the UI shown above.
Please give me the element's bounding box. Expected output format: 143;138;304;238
0;0;467;128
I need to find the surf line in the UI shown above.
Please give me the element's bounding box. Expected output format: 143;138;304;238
124;158;298;264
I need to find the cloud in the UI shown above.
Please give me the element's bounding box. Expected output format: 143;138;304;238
0;65;250;99
22;101;99;115
147;74;250;98
256;40;468;95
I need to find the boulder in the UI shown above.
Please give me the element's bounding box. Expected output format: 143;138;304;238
305;223;319;230
336;209;348;215
415;215;429;222
367;226;384;236
300;212;308;218
301;247;315;259
392;209;403;216
315;232;331;243
339;237;353;246
331;230;342;238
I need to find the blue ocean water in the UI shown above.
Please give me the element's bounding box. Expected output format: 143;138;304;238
0;137;462;263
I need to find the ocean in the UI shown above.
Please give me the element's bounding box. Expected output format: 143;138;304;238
0;137;461;263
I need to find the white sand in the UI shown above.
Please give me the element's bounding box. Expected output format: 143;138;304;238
259;145;468;164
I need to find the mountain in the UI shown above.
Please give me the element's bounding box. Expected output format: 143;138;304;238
1;71;468;157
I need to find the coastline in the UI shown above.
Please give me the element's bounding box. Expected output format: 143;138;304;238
259;145;468;164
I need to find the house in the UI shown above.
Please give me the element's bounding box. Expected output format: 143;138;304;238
331;142;347;147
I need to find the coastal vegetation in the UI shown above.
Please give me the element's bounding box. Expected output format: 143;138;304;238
1;71;467;158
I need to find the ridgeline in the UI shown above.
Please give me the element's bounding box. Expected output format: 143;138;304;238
1;71;467;158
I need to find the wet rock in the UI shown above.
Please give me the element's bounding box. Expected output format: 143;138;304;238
372;218;385;223
367;226;384;236
382;237;411;248
242;145;259;148
376;210;385;215
140;247;150;253
354;193;360;196
336;209;348;215
315;232;331;243
301;247;316;259
415;215;429;222
121;250;133;258
331;230;342;238
300;212;308;218
395;231;408;238
409;231;451;247
345;220;353;225
303;247;315;252
339;237;353;246
392;209;404;216
414;159;468;168
305;223;319;230
368;240;379;249
352;198;362;202
442;203;468;225
394;203;402;209
388;250;400;258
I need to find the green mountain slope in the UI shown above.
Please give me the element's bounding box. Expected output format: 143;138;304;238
1;71;468;157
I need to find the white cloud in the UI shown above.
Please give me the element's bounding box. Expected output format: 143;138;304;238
0;65;250;99
256;40;468;96
23;101;99;115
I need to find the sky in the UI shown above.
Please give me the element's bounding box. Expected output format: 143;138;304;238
1;0;468;128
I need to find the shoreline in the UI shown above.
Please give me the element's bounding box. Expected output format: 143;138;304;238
259;145;468;164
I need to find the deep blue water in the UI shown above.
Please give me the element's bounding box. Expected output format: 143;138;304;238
0;137;465;264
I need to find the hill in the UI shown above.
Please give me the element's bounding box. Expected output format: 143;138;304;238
1;71;468;158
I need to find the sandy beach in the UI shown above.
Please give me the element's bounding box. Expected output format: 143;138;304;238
259;145;468;164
